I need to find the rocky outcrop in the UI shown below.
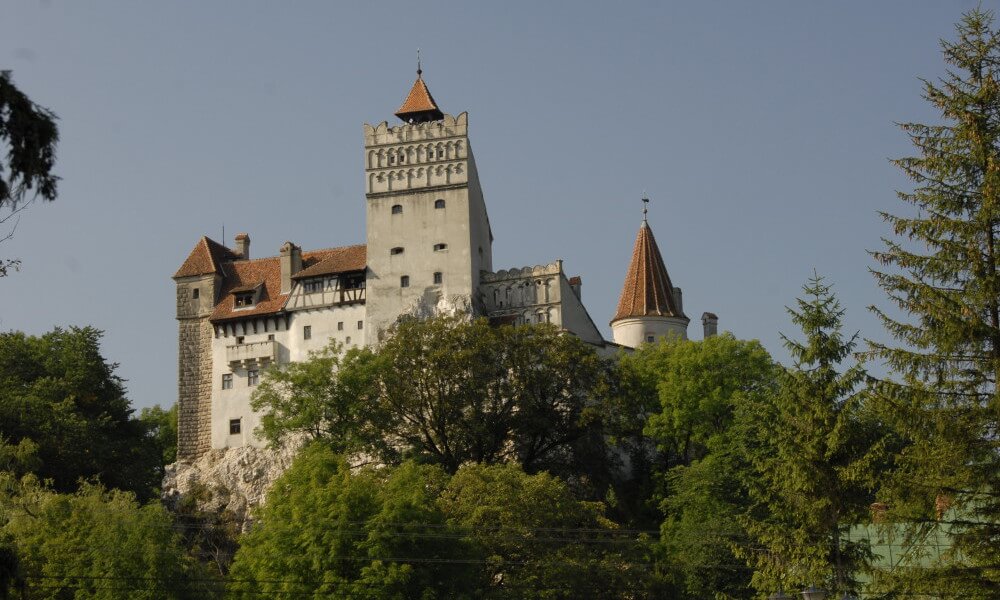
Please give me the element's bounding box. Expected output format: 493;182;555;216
162;441;302;525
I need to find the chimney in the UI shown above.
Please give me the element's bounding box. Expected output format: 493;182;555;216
701;312;718;338
234;233;250;260
279;241;302;294
568;276;582;300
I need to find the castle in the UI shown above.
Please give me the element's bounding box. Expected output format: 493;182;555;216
173;68;715;460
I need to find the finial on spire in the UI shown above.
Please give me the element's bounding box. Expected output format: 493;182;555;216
417;48;422;77
641;194;649;222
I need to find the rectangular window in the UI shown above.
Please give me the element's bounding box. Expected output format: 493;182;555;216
192;288;200;299
646;335;655;343
337;321;344;331
400;275;410;288
268;334;275;341
221;373;233;390
303;325;312;340
303;280;323;293
248;369;259;386
433;272;443;284
357;320;363;330
235;336;245;345
229;418;241;435
234;293;254;307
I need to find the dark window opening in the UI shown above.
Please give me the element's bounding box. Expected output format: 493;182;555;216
400;276;410;288
337;321;344;331
434;199;445;209
222;374;233;390
192;288;200;299
357;320;363;330
433;272;443;284
229;419;241;435
391;204;403;214
390;247;404;255
235;292;254;307
248;369;259;386
433;243;447;251
303;325;312;340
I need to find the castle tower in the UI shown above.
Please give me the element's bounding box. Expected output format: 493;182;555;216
363;68;493;343
610;206;689;347
173;236;236;459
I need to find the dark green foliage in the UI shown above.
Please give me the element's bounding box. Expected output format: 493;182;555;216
740;275;878;597
0;71;59;277
139;403;178;467
252;316;629;494
228;443;476;599
627;334;778;599
0;327;161;500
230;445;641;599
868;8;1000;596
0;474;216;599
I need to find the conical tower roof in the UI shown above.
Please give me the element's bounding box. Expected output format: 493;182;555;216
611;220;684;324
395;68;444;122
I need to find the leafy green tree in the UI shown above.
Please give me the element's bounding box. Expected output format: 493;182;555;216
368;316;614;477
741;275;876;597
228;443;476;599
0;71;59;276
0;473;215;599
868;7;1000;596
250;342;375;453
629;334;777;599
252;316;624;489
139;403;178;466
0;327;161;499
440;462;643;599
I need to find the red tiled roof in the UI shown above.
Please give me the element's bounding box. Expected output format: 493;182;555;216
611;221;684;323
293;244;366;279
208;245;366;323
395;74;443;120
173;237;239;278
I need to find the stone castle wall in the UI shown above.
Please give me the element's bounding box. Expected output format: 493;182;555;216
177;313;214;459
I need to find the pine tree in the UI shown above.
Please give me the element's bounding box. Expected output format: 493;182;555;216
868;8;1000;596
741;275;873;597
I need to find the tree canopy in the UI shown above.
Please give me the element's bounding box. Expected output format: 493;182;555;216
0;327;162;499
868;7;1000;596
0;71;59;276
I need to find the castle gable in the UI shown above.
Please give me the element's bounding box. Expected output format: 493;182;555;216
174;236;238;279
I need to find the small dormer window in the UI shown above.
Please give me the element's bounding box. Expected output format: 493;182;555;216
434;199;445;209
391;204;403;215
234;292;254;307
390;247;404;256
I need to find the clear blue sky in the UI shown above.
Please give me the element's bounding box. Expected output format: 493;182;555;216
0;1;988;409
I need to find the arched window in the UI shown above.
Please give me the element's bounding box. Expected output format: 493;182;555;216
434;199;446;209
391;204;402;214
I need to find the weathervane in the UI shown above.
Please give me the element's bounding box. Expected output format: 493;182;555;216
641;193;649;221
417;48;422;77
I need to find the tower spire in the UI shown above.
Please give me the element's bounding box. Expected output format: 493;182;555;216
395;57;443;123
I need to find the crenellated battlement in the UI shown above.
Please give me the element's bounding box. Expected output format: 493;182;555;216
480;261;563;283
363;112;468;146
363;113;473;196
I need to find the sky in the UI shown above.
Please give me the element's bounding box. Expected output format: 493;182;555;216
0;1;990;410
